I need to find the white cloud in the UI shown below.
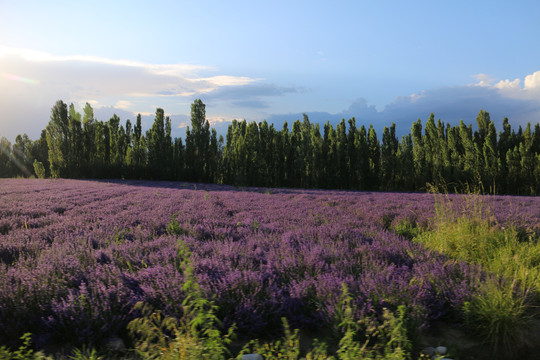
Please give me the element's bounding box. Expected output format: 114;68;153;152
494;78;520;90
194;75;261;87
0;46;260;140
206;115;235;127
480;70;540;101
408;91;426;103
0;45;210;77
115;100;133;110
0;45;259;102
472;73;496;87
524;71;540;90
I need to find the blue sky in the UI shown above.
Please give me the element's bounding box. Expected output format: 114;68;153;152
1;0;539;141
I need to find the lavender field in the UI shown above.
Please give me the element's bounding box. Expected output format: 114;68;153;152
0;179;539;357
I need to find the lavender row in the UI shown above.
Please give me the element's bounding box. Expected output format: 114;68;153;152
0;179;537;349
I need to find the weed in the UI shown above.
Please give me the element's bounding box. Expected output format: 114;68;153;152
128;238;235;360
0;333;51;359
335;284;412;360
238;318;301;359
392;219;421;240
69;346;103;360
167;213;188;236
251;220;260;231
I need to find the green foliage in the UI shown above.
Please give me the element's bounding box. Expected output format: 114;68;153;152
127;302;182;359
127;239;415;360
392;220;421;241
0;333;51;360
335;285;412;360
128;238;235;360
46;100;69;178
464;282;533;355
166;213;188;236
239;285;413;360
238;318;302;360
69;346;102;360
14;98;540;194
33;160;46;179
418;188;540;291
414;188;539;352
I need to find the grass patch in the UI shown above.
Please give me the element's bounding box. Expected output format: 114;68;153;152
417;191;540;292
463;281;533;354
412;188;540;353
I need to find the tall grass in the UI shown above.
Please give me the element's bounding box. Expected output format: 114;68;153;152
413;186;539;353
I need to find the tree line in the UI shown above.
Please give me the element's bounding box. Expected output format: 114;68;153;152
1;99;539;195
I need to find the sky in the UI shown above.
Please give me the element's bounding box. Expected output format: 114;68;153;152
1;0;540;142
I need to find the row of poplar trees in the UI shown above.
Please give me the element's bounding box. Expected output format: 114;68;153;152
2;99;539;195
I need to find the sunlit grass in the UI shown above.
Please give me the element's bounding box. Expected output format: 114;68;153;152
412;187;540;353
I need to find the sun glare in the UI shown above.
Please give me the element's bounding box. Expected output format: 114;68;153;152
1;72;39;85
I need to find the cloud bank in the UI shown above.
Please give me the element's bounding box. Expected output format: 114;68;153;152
267;71;540;136
0;46;261;140
0;45;538;142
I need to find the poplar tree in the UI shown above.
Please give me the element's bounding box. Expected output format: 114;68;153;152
459;120;478;182
30;130;49;177
0;137;13;177
396;134;414;190
12;134;33;177
301;114;314;187
381;123;398;190
347;118;358;187
68;104;83;177
310;122;323;187
290;119;303;187
356;125;369;189
245;121;260;185
108;114;121;169
82;102;96;174
129;113;147;177
411;119;425;189
46;100;70;178
367;124;380;189
186;99;211;181
336;119;348;188
483;121;499;191
147;108;166;179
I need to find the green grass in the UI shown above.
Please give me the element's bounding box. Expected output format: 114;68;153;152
411;189;540;353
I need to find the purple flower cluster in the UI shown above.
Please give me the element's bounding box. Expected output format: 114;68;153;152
0;179;538;348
